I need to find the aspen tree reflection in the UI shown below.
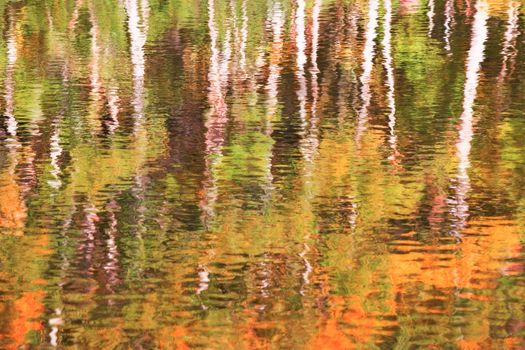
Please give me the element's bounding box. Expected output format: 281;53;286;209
0;0;524;348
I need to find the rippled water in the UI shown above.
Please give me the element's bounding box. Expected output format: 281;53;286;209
1;0;525;348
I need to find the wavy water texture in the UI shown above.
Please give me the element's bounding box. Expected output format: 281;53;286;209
0;0;524;348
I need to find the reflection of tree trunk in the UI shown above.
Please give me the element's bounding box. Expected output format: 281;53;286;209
427;0;435;36
444;0;455;53
68;0;83;32
81;203;98;277
104;200;121;294
126;0;149;267
125;0;149;132
106;83;120;133
450;0;488;236
263;0;285;202
239;0;248;75
0;6;26;235
201;0;232;227
301;0;321;166
46;47;74;191
495;1;520;110
299;0;323;296
46;210;76;348
88;2;104;134
295;0;307;147
4;6;17;138
382;0;400;166
355;0;379;143
89;2;121;136
197;0;233;300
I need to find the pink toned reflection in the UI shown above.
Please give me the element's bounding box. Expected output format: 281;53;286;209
198;0;233;299
265;0;284;121
88;2;103;134
201;0;232;226
89;4;102;99
88;2;121;135
355;0;379;143
398;0;420;14
263;0;285;201
68;0;83;32
104;200;121;292
81;204;99;276
239;0;248;74
465;0;474;17
450;0;489;236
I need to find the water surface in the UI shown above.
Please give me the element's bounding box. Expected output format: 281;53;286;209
1;0;525;348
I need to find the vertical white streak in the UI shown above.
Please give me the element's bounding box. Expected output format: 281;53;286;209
48;308;63;347
5;7;18;137
86;3;106;136
296;0;307;68
48;63;71;192
428;0;435;36
266;1;284;121
89;4;102;102
299;243;313;295
310;0;321;77
205;0;230;154
48;129;63;189
303;0;322;165
104;201;120;293
383;0;398;161
126;0;150;229
498;1;520;81
444;0;455;53
296;0;308;155
196;265;210;296
451;0;488;235
202;0;221;226
125;0;149;129
82;205;98;269
255;258;271;310
356;0;379;142
106;84;121;133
